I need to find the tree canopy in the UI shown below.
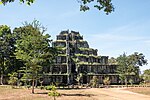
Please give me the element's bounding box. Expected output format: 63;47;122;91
14;20;56;93
0;25;16;85
142;69;150;83
116;52;147;85
0;0;114;14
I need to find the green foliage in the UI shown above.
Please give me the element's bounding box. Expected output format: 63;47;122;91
103;76;110;85
116;52;147;85
77;61;88;65
142;69;150;83
128;52;147;67
90;76;99;87
0;25;16;85
143;69;150;76
79;0;114;14
56;47;66;51
48;91;61;97
108;57;117;65
1;0;114;14
39;86;44;90
129;79;133;86
47;85;61;100
116;53;128;84
79;47;92;51
45;85;54;90
89;54;99;58
1;0;35;5
92;62;100;65
8;72;18;88
14;20;56;93
58;54;66;56
20;72;31;86
76;73;83;85
75;54;89;58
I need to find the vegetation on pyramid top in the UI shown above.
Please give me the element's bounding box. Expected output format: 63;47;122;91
78;47;96;51
60;30;69;35
89;54;99;58
58;54;67;56
75;54;89;58
56;47;66;50
77;61;89;65
78;39;86;42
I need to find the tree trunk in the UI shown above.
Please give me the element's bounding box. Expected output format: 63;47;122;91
0;74;3;85
54;91;56;100
1;57;4;85
125;78;128;87
35;79;37;87
54;95;56;100
32;79;35;94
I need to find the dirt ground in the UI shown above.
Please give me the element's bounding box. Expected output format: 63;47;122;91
0;86;150;100
125;87;150;96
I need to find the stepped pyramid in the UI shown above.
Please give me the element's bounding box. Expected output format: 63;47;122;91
43;30;119;85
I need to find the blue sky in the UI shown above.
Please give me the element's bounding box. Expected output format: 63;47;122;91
0;0;150;72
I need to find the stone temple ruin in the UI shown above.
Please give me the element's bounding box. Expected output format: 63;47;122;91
42;30;138;85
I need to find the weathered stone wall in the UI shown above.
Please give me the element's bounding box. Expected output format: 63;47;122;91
43;30;121;85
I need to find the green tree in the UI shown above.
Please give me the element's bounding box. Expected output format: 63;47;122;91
0;0;114;14
128;52;147;83
116;52;147;86
14;20;55;93
116;53;128;85
128;52;147;67
8;72;18;88
0;25;16;85
142;69;150;84
0;0;34;5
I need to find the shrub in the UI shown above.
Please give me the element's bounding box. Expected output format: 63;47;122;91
47;85;61;100
45;85;53;90
8;72;18;88
103;77;111;86
90;76;99;88
48;91;61;96
40;86;44;90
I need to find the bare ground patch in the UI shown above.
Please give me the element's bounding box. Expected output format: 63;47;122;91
124;87;150;96
0;86;150;100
